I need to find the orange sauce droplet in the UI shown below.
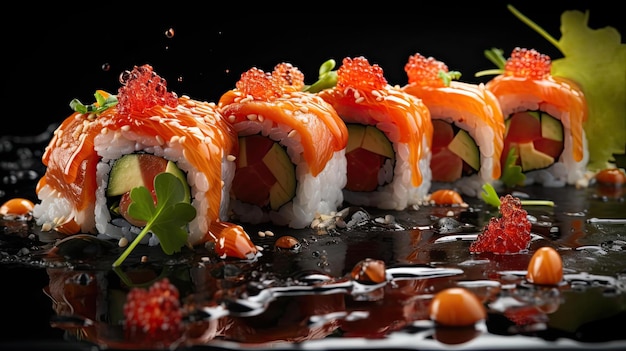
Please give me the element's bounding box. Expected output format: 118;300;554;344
429;287;486;326
429;189;465;205
526;246;563;285
275;235;301;250
595;168;626;186
0;198;35;216
350;258;386;284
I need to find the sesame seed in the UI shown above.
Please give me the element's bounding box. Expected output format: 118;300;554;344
118;237;129;247
226;155;236;162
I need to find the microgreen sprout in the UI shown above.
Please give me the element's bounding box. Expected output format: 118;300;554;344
70;90;118;115
303;59;338;93
500;147;526;187
481;183;554;208
438;70;462;86
112;172;196;267
475;48;507;77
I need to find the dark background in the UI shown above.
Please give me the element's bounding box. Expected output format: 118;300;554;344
0;2;624;348
3;2;623;137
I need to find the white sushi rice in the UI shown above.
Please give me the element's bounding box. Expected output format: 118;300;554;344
229;119;347;229
33;186;96;234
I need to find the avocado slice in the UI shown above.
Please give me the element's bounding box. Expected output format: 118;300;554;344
165;160;191;203
262;143;296;210
363;125;394;159
347;124;394;159
518;142;555;171
107;154;190;203
107;154;148;196
346;124;365;153
447;129;480;171
541;113;564;142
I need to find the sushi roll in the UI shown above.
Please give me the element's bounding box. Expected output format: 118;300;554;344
485;47;588;187
316;57;433;210
217;63;348;229
402;53;506;197
33;64;258;260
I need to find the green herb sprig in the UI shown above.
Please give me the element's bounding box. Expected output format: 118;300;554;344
438;70;462;86
112;172;196;267
303;59;338;93
481;183;555;208
500;147;526;187
70;90;118;115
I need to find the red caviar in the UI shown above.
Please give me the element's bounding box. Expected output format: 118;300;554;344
504;47;551;80
336;56;387;91
272;62;305;92
470;194;532;254
116;64;178;116
123;278;183;345
236;63;305;100
404;53;449;86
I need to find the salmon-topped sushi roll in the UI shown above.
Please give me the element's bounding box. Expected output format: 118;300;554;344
402;53;506;197
33;64;258;262
485;47;588;187
218;63;348;229
317;56;433;210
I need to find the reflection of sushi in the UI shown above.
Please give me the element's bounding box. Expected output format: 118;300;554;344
33;65;257;259
217;63;348;229
402;53;505;197
485;48;588;187
317;57;433;210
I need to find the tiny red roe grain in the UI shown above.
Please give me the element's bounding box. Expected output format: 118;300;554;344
504;47;551;80
117;64;178;116
123;278;183;344
336;56;387;91
470;194;532;254
404;52;449;86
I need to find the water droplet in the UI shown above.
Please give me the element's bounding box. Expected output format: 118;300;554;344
165;27;175;38
177;76;183;83
101;63;110;72
119;70;132;85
